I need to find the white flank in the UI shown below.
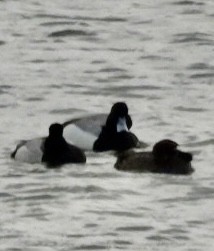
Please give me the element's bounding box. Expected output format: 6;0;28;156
15;138;43;163
63;124;97;150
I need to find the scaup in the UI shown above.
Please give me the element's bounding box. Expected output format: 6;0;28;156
63;102;141;151
11;123;86;166
115;139;194;175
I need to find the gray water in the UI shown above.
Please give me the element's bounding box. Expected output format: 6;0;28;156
1;0;214;250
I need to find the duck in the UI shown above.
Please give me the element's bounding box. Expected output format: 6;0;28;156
115;139;194;175
63;102;141;151
11;123;86;166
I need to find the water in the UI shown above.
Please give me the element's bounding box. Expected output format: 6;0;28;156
1;0;214;250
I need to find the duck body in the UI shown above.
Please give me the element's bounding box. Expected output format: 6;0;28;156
11;123;86;166
63;102;140;151
63;114;107;150
93;130;139;152
115;139;194;175
11;138;44;163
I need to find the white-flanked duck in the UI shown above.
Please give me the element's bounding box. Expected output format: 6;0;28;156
63;102;140;151
11;123;86;166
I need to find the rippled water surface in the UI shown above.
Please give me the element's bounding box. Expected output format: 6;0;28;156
1;0;214;250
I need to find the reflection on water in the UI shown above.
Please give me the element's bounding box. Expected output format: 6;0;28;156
1;0;214;250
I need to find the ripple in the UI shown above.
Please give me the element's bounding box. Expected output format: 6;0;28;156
66;234;86;238
160;228;188;235
3;248;22;251
172;32;212;44
0;104;10;108
0;192;13;198
181;9;203;15
87;210;142;218
35;14;71;19
187;63;214;70
18;186;69;194
158;196;190;203
140;55;175;62
84;223;98;228
74;245;107;250
114;240;132;245
146;235;170;241
95;74;134;83
89;194;120;200
172;0;204;5
102;85;164;93
48;29;96;37
132;19;153;25
69;185;107;194
21;212;49;220
72;16;127;22
185;139;214;147
40;21;76;26
98;67;127;73
24;97;45;102
116;225;153;232
50;108;84;114
108;47;139;52
0;85;12;94
91;60;106;64
187;220;205;226
174;106;207;112
174;235;190;240
18;194;55;201
28;59;46;64
193;186;214;196
190;73;214;79
0;234;21;239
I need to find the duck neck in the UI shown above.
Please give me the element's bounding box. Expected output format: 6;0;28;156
105;114;129;134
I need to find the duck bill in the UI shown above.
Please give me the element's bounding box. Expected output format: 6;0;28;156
117;117;129;132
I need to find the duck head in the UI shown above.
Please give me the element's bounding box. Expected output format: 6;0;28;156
49;123;63;139
152;139;193;174
105;102;132;133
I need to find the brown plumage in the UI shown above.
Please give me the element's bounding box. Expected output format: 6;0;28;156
115;139;194;175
